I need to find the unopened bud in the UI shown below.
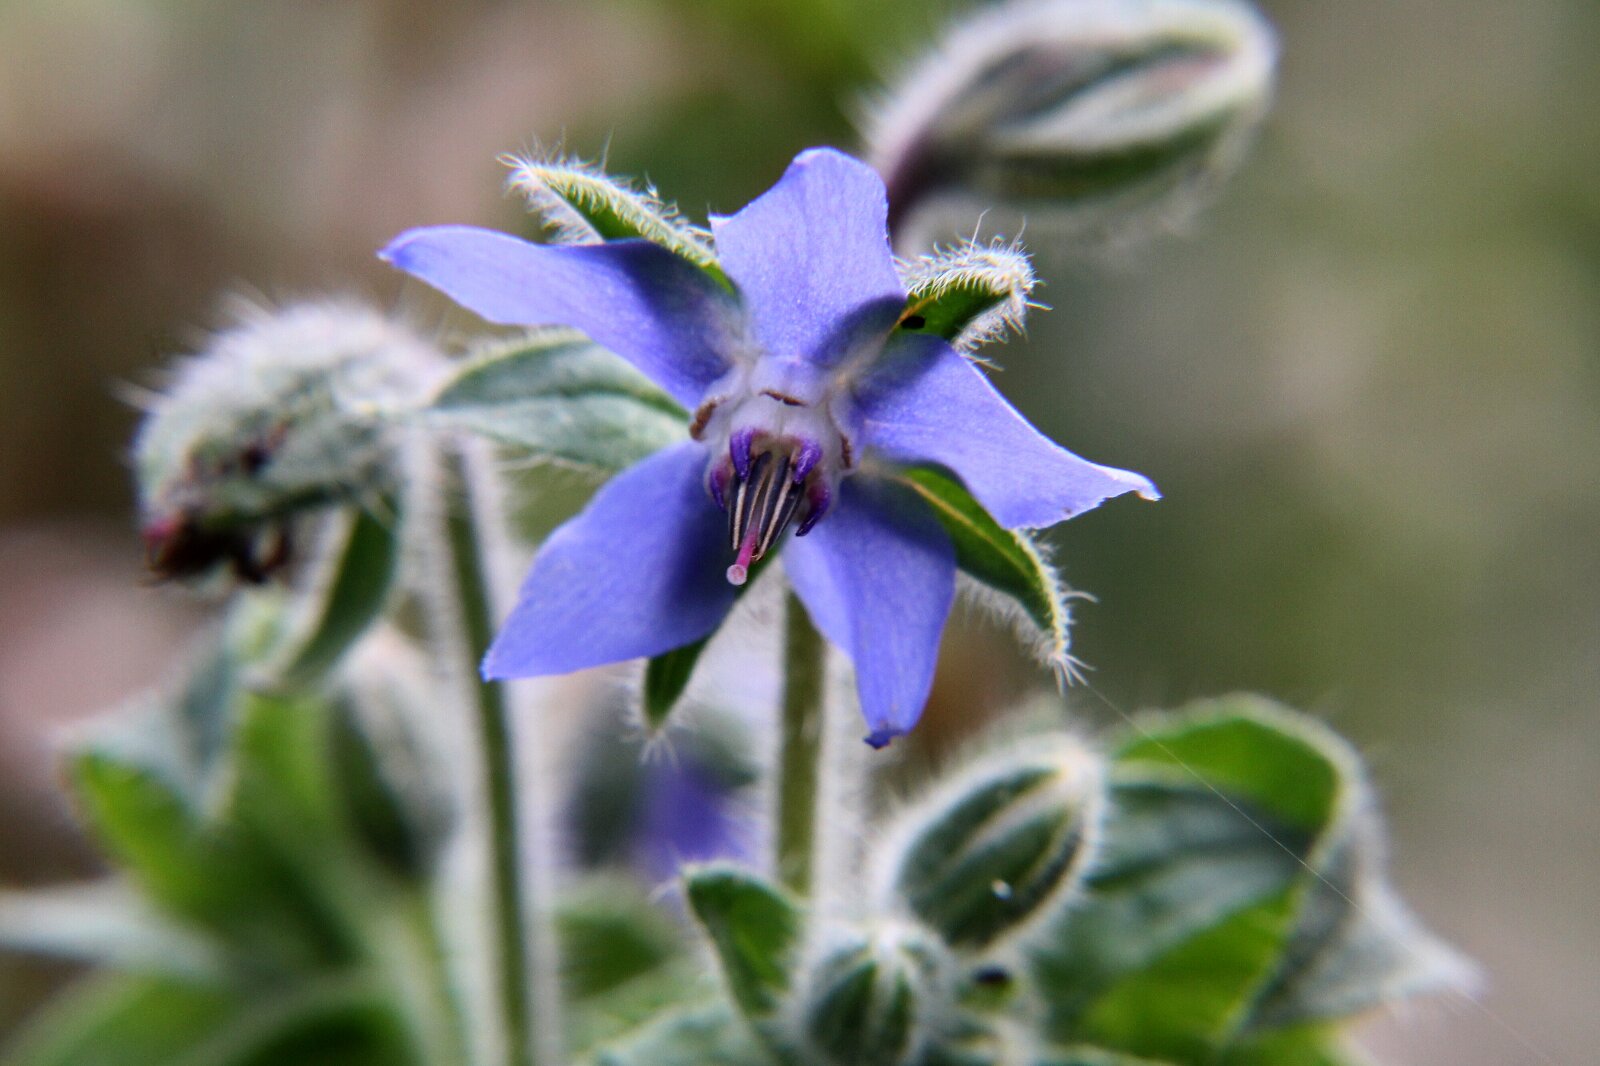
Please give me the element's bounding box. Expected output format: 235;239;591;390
877;736;1104;950
864;0;1277;245
797;921;954;1066
134;299;443;582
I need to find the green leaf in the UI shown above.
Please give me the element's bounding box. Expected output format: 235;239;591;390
897;240;1035;352
427;332;688;472
585;1002;768;1066
505;155;729;287
1218;1025;1369;1066
683;863;803;1022
1031;696;1468;1059
1;974;237;1066
68;754;234;928
1031;699;1346;1058
272;503;400;691
1072;888;1301;1060
557;878;685;1004
895;466;1071;667
0;882;221;979
6;972;414;1066
328;691;453;882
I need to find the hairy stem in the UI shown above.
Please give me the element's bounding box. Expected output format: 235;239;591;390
432;446;546;1066
775;592;828;895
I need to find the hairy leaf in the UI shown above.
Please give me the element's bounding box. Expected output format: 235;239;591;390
428;332;687;473
683;864;803;1022
271;503;400;691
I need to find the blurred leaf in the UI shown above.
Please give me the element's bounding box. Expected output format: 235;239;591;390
68;753;240;933
1031;696;1468;1058
1217;1025;1368;1066
272;503;400;691
1243;796;1475;1031
506;156;729;286
1030;698;1340;1058
896;466;1071;667
683;863;802;1022
0;882;220;979
1;974;237;1066
898;241;1036;351
5;972;413;1066
585;1002;767;1066
427;332;687;473
328;690;452;882
557;878;685;1004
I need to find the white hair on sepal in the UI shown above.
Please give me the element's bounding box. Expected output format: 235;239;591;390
897;235;1041;360
947;528;1082;676
499;146;719;269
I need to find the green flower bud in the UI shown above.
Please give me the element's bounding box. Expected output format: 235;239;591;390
864;0;1277;245
797;921;955;1066
878;736;1104;951
134;299;443;582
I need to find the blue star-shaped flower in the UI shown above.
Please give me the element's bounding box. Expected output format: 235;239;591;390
382;148;1155;747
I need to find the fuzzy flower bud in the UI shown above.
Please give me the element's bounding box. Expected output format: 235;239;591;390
864;0;1278;244
796;920;955;1066
876;735;1104;950
134;300;443;582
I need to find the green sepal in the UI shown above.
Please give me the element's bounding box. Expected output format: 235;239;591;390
798;923;953;1066
426;331;688;473
270;502;401;692
886;738;1102;951
683;863;804;1022
895;465;1072;669
897;240;1036;352
506;155;731;288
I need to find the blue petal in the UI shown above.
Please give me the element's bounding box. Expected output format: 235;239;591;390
483;442;736;678
382;226;737;407
853;335;1159;529
783;477;956;747
711;148;906;368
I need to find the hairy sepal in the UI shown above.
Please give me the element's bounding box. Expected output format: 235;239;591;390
505;153;731;286
897;239;1037;354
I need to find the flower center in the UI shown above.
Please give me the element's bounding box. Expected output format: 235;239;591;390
694;361;854;585
724;445;812;585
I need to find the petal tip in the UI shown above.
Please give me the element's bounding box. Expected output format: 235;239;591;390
864;728;900;750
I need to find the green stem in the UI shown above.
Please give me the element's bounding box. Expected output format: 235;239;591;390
775;592;827;895
437;449;541;1066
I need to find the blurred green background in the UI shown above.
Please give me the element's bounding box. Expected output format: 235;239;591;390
0;1;1592;1062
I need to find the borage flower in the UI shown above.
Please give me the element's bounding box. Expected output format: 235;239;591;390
382;148;1154;747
